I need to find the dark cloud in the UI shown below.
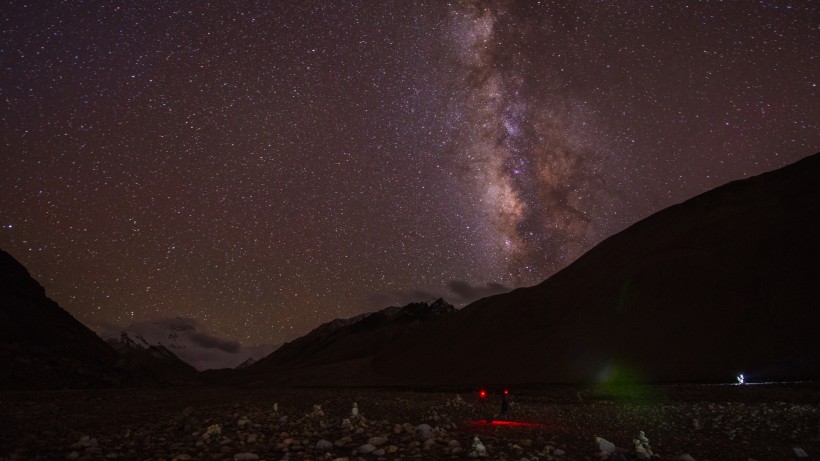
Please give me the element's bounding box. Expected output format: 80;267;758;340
95;317;277;370
188;331;241;353
446;280;510;303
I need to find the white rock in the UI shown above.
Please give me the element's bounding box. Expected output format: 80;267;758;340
638;430;649;444
351;402;359;417
469;436;488;458
595;437;616;454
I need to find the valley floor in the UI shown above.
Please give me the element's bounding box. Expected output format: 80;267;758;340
0;383;818;461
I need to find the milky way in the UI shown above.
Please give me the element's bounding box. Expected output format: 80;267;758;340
1;1;817;358
447;1;615;281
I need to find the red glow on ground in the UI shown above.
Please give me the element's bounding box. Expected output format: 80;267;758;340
469;420;543;428
479;390;487;399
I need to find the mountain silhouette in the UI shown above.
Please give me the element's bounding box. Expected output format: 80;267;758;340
0;250;124;389
370;153;820;385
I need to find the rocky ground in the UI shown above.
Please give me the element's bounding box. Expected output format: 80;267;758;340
0;383;818;461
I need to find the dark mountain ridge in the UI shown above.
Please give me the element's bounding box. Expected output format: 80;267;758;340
370;152;820;385
236;299;455;385
4;152;819;388
0;250;124;389
0;250;198;389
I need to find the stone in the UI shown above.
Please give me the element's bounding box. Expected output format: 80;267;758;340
372;448;385;456
335;436;353;447
554;448;566;456
469;436;487;458
369;436;388;446
233;454;259;461
311;404;324;417
245;434;257;444
595;437;616;454
676;455;696;461
316;439;334;451
66;452;80;461
415;424;434;440
387;445;399;453
448;440;460;448
237;417;250;427
357;444;376;454
205;424;222;437
638;431;649;445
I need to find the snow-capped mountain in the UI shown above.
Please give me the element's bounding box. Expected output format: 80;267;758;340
106;331;197;382
100;318;278;370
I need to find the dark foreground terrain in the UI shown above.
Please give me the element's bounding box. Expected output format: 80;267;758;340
1;383;818;461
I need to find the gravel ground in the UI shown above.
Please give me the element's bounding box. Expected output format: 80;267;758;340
0;383;818;461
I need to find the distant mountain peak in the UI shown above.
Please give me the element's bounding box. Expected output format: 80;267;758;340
241;298;456;382
234;357;256;369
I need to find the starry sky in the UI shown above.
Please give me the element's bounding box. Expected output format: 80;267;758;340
2;1;818;354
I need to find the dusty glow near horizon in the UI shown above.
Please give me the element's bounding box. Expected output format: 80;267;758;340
1;1;817;349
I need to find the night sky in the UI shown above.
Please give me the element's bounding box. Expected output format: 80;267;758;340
2;1;818;352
